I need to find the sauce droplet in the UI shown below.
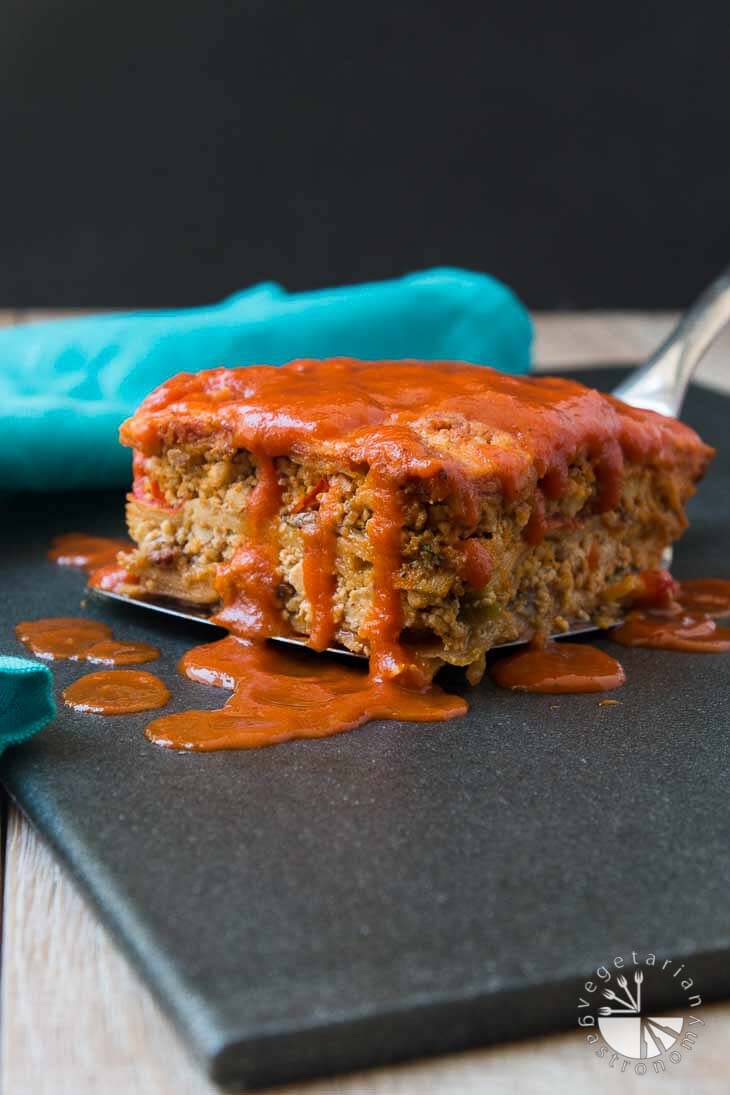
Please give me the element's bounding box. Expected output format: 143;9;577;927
676;578;730;619
491;641;626;693
63;670;170;714
612;610;730;652
145;636;466;751
16;617;112;661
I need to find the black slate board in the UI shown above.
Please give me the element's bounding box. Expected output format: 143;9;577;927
2;370;730;1090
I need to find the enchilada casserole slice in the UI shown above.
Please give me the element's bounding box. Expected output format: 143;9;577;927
117;359;712;683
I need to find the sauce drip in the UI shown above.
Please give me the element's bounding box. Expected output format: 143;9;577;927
301;485;341;651
63;670;170;714
211;453;285;637
145;636;466;751
677;578;730;618
360;471;428;686
612;611;730;652
16;617;159;666
491;640;626;694
48;533;131;573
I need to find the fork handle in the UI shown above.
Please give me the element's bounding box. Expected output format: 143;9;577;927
613;265;730;417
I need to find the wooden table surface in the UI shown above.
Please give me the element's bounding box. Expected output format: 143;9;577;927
2;311;729;1094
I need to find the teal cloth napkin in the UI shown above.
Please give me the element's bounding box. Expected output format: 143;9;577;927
0;656;56;754
1;267;531;491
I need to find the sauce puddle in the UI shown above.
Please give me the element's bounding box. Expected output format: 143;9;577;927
84;639;160;665
16;617;159;665
18;615;167;717
612;610;730;652
146;636;466;751
489;575;730;693
49;533;131;573
63;671;170;714
490;640;626;694
17;617;112;661
676;577;730;618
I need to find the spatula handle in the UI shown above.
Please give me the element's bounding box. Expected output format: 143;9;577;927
613;265;730;417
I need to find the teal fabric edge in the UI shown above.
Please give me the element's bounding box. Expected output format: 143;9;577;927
0;655;57;754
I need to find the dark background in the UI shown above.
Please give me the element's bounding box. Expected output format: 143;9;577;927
2;0;728;309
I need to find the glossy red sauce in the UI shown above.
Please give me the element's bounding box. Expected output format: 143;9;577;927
16;617;112;660
88;562;135;590
612;611;730;652
632;568;679;608
301;484;341;651
16;617;159;666
63;670;170;714
459;538;493;588
122;361;709;501
360;470;430;686
50;532;136;591
491;640;626;693
48;533;131;573
84;639;160;665
677;578;730;618
145;636;466;751
211;452;285;637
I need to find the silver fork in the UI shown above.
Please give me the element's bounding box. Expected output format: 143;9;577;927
90;267;730;651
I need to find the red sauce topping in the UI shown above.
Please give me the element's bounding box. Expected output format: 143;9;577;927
48;533;131;573
676;578;730;618
145;636;465;751
16;618;159;665
63;670;170;714
612;611;730;652
491;640;626;693
121;361;709;498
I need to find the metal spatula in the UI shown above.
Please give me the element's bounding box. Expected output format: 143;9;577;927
90;266;730;655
